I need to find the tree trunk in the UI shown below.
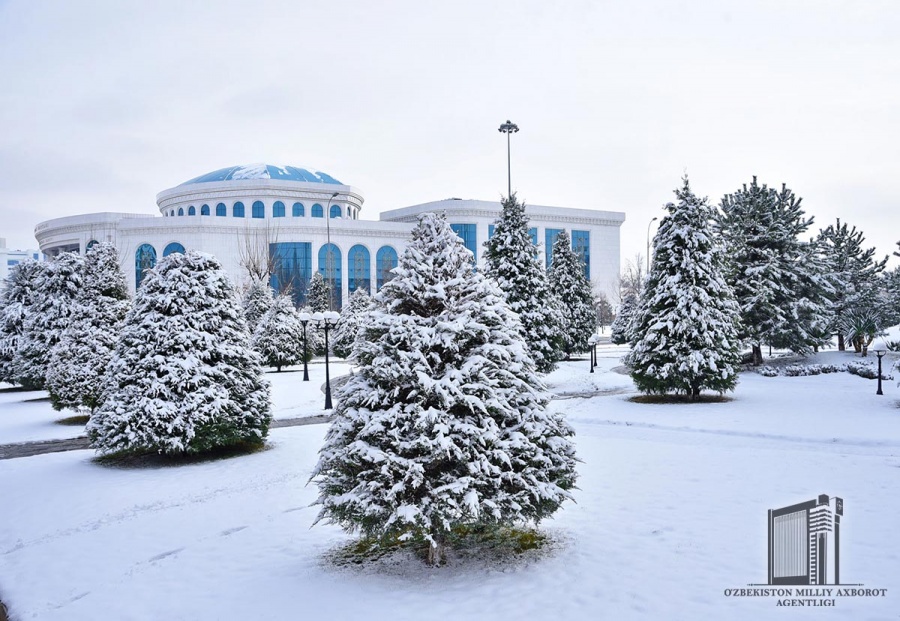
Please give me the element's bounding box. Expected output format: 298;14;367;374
752;344;763;366
427;535;446;566
838;334;845;351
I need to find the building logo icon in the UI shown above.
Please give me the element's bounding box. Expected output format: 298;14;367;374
768;494;844;585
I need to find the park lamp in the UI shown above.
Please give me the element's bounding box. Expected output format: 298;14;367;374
298;311;311;382
874;349;886;396
314;311;340;409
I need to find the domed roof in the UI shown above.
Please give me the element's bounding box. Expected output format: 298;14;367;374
180;163;342;186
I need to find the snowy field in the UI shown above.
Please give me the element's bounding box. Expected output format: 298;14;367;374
1;347;898;620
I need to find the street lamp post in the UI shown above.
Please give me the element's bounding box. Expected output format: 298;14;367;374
298;311;311;382
314;311;340;409
646;216;658;273
325;191;340;311
498;119;519;198
588;334;600;374
875;350;885;395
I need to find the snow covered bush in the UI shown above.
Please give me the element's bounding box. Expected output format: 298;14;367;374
846;360;892;381
252;293;303;372
242;278;275;334
88;251;272;456
307;272;331;313
625;177;742;399
610;291;637;345
757;366;779;377
548;230;596;358
312;212;578;565
330;288;373;359
45;243;131;414
0;260;47;385
483;193;563;372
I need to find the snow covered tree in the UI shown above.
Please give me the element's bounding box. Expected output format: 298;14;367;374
330;287;373;359
595;293;614;331
610;291;637;345
45;243;130;414
242;277;275;334
87;251;271;456
482;193;563;372
0;260;47;385
312;212;577;565
15;253;84;390
548;231;596;358
307;272;331;313
625;178;742;398
252;293;303;372
718;177;832;364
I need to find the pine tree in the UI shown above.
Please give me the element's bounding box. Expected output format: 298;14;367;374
548;231;596;358
307;272;331;313
312;213;577;565
242;278;275;334
0;260;47;385
45;243;131;413
330;288;373;359
252;294;303;372
610;291;638;345
15;253;84;389
626;178;742;398
87;251;271;456
482;194;563;372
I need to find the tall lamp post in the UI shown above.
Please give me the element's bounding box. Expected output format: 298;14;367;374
325;191;340;311
314;311;340;409
498;119;519;198
298;311;311;382
875;350;886;395
646;216;658;273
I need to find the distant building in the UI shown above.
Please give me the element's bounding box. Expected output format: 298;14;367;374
34;163;625;307
0;238;42;282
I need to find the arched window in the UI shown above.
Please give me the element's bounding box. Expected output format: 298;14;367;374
86;240;99;251
312;203;323;218
376;246;398;291
135;244;157;289
216;203;226;217
169;210;175;217
273;201;285;218
252;200;265;218
201;204;210;216
177;208;184;216
188;206;196;216
292;202;304;217
163;242;185;257
233;202;245;218
318;243;342;309
330;204;341;219
348;245;371;294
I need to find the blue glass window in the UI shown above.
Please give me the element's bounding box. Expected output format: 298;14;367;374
376;246;398;291
233;202;245;218
348;245;371;294
450;223;477;263
273;201;285;218
201;204;210;216
488;224;495;239
86;240;99;251
545;228;565;268
572;230;590;280
252;201;265;219
269;242;312;307
292;202;304;217
135;243;157;289
216;203;226;217
177;208;184;216
33;253;39;260
7;260;19;266
312;204;323;218
318;243;343;309
188;206;196;216
163;242;185;257
529;227;538;245
330;204;341;219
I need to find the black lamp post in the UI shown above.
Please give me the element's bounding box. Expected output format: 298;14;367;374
588;334;599;373
298;311;311;382
498;119;519;197
875;350;885;396
314;311;340;409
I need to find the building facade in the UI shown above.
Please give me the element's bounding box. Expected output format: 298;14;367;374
34;163;625;307
0;238;42;282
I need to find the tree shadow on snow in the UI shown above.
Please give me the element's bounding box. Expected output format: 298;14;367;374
92;441;272;470
627;394;733;404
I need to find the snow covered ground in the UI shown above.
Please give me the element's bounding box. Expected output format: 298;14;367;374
1;347;898;620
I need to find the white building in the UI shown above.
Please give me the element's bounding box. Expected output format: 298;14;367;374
0;238;42;282
34;163;625;307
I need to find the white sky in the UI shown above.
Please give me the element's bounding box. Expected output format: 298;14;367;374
1;0;898;269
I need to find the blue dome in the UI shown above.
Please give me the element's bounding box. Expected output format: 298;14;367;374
180;163;342;186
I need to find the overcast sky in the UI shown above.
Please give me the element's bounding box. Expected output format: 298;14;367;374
1;0;898;269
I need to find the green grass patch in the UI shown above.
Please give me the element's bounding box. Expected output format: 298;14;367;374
94;440;270;469
628;394;733;404
55;414;90;426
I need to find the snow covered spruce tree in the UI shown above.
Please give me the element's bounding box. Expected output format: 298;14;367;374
242;277;275;334
88;251;271;456
307;272;331;312
252;293;303;372
312;212;578;565
330;287;373;359
0;260;47;385
610;291;638;345
548;230;596;358
45;243;130;414
625;178;742;398
483;194;562;372
15;253;84;390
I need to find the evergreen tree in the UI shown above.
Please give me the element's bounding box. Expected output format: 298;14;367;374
330;287;373;359
15;253;84;389
242;278;275;334
252;294;303;372
610;291;638;345
626;178;742;398
307;272;331;313
548;231;596;357
0;260;47;385
482;194;563;372
45;243;131;413
87;251;271;456
312;213;577;565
